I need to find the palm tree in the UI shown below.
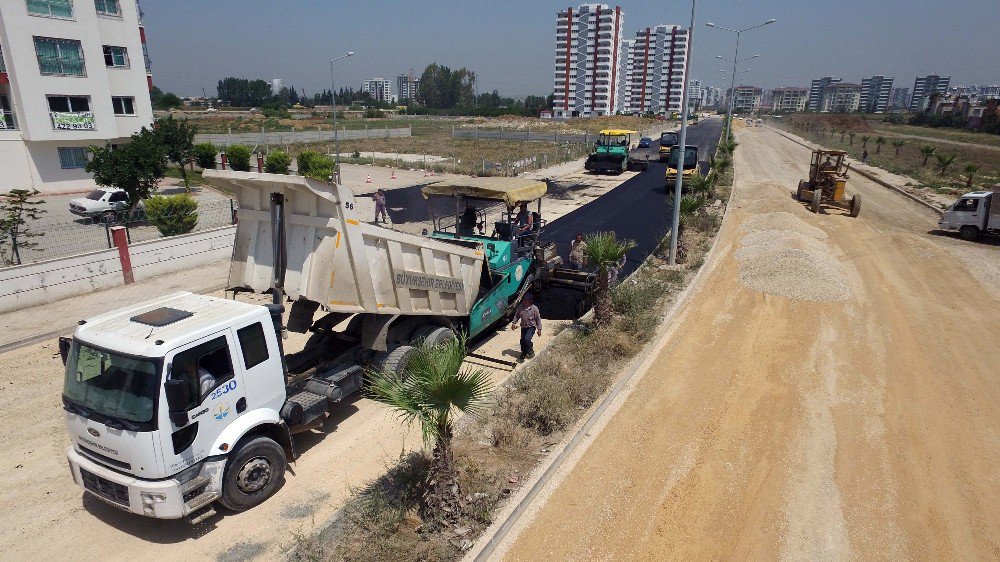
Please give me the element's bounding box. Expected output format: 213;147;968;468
891;139;906;157
964;163;980;188
920;145;937;166
367;337;492;523
710;154;732;177
840;130;847;142
935;154;957;176
687;172;715;198
848;132;856;145
861;136;871;149
875;136;886;154
585;232;636;326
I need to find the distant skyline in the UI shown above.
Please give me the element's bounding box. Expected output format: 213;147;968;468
142;0;1000;99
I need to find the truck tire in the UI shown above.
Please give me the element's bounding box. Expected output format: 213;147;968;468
850;194;861;217
958;225;979;241
219;436;287;512
410;325;456;348
372;344;417;377
811;190;822;213
796;180;805;200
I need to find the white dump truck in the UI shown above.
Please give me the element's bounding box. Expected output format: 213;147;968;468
60;171;497;523
937;190;1000;241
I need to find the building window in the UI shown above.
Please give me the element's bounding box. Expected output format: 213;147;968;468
48;95;94;129
94;0;119;15
58;147;88;169
47;95;90;112
112;96;135;115
103;45;128;67
27;0;73;18
0;94;16;130
34;37;86;76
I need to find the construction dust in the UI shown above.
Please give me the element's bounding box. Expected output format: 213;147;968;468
736;212;851;302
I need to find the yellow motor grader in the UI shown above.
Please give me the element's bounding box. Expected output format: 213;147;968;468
796;149;861;217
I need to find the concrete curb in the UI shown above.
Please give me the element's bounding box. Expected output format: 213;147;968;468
466;135;739;562
769;128;944;216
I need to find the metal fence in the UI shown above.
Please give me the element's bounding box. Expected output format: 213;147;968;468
451;124;673;145
194;126;412;148
2;198;236;267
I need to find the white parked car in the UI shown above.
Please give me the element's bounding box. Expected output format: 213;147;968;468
69;188;144;224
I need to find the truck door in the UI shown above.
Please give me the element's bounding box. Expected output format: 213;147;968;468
158;331;246;475
951;197;983;229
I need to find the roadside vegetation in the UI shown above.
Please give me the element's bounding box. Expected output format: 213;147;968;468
773;114;999;195
289;133;734;562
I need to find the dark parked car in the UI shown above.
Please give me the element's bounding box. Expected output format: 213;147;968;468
637;137;653;148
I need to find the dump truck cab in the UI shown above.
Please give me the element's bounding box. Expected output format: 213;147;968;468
585;129;637;174
665;145;701;184
422;178;561;338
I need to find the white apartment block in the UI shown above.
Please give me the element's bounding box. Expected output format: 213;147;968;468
0;0;154;193
395;74;418;102
821;83;861;113
362;77;395;104
702;86;723;109
687;78;700;111
859;74;893;113
910;74;950;112
616;37;634;113
772;87;808;112
730;85;762;113
626;24;689;115
552;4;625;117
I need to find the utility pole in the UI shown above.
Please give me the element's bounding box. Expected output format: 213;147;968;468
329;51;355;184
668;0;697;266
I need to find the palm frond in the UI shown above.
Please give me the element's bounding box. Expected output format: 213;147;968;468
585;231;637;268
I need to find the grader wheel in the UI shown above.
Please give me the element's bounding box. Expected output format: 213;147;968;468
796;180;805;200
850;194;862;217
811;190;822;213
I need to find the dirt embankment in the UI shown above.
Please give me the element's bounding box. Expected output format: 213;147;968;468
498;125;1000;560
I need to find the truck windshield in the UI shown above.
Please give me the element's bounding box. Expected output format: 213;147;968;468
63;341;161;425
668;147;698;168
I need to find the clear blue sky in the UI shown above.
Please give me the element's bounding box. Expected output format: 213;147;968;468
142;0;1000;98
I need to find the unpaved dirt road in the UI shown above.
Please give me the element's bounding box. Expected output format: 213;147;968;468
499;126;1000;560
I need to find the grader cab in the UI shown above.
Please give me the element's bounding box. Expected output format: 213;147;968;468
796;149;861;217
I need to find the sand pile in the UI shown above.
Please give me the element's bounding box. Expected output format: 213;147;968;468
736;212;851;302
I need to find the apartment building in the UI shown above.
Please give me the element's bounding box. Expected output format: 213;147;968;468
772;87;808;112
821;82;861;113
687;78;701;111
808;76;841;111
859;74;893;113
625;23;690;115
362;77;395;104
702;86;723;109
552;4;625;117
890;87;910;110
616;37;634;113
0;0;154;192
395;73;418;102
730;85;762;113
910;74;950;112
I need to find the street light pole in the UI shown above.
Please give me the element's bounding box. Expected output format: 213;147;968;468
329;51;355;184
668;0;697;266
705;18;774;143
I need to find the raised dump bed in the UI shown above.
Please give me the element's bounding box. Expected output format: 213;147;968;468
203;170;484;317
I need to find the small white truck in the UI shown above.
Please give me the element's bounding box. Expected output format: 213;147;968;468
937;190;1000;241
61;171;488;523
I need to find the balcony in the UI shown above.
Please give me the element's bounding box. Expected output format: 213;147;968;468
50;111;95;130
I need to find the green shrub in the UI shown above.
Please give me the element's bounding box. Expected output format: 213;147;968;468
296;150;321;175
264;150;291;174
193;142;217;169
226;144;252;171
144;194;198;236
262;106;291;119
296;150;335;180
363;108;385;118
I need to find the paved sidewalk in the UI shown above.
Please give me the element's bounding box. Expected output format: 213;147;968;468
0;259;230;350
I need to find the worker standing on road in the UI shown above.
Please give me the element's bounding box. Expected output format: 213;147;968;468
510;292;542;362
569;232;588;270
374;189;388;224
861;150;869;165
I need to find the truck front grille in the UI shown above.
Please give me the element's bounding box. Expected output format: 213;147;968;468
80;468;129;507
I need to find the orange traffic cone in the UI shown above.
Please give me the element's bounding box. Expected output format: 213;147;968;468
365;174;372;184
390;170;397;180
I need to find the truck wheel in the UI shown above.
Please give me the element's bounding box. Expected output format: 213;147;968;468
811;190;822;213
850;195;861;217
372;344;417;377
219;436;286;512
796;180;805;200
410;325;456;348
958;225;979;241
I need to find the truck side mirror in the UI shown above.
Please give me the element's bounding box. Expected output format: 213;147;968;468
58;337;72;366
164;379;190;426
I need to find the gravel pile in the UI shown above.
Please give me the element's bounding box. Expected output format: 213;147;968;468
736;213;851;302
